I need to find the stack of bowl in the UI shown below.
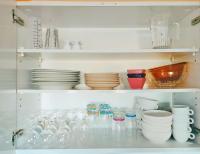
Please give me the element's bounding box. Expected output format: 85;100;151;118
127;69;146;89
142;110;172;143
85;73;120;90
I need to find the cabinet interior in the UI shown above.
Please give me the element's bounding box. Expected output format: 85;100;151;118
8;3;200;150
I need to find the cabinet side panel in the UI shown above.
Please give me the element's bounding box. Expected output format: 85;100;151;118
0;0;16;153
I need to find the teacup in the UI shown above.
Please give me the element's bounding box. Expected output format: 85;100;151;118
173;126;192;133
173;130;195;143
173;117;194;125
172;105;194;116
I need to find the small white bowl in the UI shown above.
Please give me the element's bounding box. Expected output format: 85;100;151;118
142;122;172;133
136;96;159;110
142;128;172;143
143;110;172;123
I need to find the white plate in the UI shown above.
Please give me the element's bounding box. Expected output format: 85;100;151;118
32;69;80;73
32;79;80;82
32;84;76;90
32;82;79;90
32;81;80;84
32;73;80;76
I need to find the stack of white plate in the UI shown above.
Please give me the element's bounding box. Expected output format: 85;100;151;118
32;69;80;89
142;110;172;143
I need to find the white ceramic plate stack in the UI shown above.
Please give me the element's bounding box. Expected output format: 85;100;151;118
142;110;172;143
85;73;120;90
32;69;80;89
172;105;195;143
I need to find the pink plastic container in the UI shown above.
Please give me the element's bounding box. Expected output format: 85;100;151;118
127;69;146;74
128;78;146;89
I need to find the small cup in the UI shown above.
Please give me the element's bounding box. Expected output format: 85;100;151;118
173;126;192;133
173;117;194;125
173;131;195;143
172;105;194;116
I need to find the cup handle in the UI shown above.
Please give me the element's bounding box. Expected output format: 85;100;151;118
187;127;192;133
189;118;194;124
189;133;195;140
136;120;142;129
189;109;194;116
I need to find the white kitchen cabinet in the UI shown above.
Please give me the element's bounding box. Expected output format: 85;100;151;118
0;0;200;154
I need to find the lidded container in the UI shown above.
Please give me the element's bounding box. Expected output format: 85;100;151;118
87;103;99;116
112;108;125;131
125;110;136;129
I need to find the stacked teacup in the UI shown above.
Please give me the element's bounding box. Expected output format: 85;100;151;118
172;105;195;143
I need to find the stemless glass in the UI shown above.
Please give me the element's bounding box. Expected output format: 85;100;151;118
151;14;171;49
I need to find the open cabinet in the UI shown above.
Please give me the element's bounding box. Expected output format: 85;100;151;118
1;0;200;154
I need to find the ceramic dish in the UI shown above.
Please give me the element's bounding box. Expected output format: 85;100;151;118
86;83;119;90
127;69;146;74
142;110;172;123
128;78;146;89
142;128;172;143
142;122;172;132
127;74;146;78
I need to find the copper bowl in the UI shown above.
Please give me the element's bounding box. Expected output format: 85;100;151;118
148;62;187;88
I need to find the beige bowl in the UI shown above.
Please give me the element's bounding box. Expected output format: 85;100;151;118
85;77;119;82
86;81;120;84
85;73;119;78
86;83;120;90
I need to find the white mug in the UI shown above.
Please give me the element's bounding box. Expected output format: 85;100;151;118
173;126;192;133
173;131;195;143
172;105;194;116
173;117;194;125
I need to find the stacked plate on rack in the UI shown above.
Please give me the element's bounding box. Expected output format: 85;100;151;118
85;73;120;90
31;69;80;90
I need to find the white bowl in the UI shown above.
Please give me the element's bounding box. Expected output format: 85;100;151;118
142;119;172;126
143;110;172;123
142;122;171;133
135;96;158;110
142;128;172;143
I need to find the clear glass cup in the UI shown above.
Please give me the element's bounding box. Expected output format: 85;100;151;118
151;14;171;49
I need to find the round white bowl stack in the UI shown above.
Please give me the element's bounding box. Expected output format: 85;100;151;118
142;110;172;143
172;105;195;143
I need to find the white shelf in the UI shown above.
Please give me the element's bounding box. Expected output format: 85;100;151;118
17;48;198;60
16;130;200;150
17;48;199;54
16;148;200;154
18;88;200;94
17;1;200;7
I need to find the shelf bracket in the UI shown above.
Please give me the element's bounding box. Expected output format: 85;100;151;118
12;9;24;26
191;15;200;26
12;129;24;146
